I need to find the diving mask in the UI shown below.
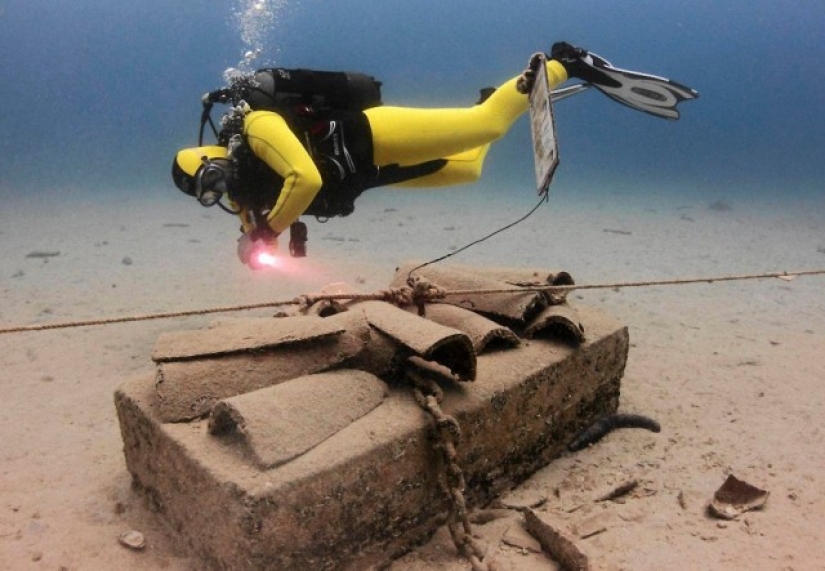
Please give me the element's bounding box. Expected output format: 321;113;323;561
194;158;231;207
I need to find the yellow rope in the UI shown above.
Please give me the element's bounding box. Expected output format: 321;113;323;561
1;268;822;335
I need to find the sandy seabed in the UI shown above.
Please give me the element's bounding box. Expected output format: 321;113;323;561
1;184;824;570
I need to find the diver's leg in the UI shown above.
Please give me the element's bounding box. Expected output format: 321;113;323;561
391;144;492;188
365;60;567;168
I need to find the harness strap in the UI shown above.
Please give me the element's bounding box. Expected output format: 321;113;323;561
369;159;449;189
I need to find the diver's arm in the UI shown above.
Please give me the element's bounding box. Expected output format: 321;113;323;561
243;110;323;234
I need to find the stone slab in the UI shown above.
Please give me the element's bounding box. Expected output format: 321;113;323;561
115;304;628;570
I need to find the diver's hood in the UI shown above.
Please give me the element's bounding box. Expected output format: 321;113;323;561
172;145;229;197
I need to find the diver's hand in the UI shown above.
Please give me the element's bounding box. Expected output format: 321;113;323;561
550;42;619;88
237;230;279;269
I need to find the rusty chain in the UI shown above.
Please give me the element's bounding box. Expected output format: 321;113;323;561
405;367;498;571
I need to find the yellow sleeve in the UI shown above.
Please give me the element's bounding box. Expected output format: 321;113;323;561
242;110;323;234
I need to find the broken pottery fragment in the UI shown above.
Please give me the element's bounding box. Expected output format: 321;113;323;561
708;475;769;520
464;265;575;305
524;509;590;571
391;262;547;323
410;303;520;353
118;530;146;550
465;266;572;287
503;524;543;553
573;513;612;539
343;321;401;378
208;370;388;469
151;315;344;361
524;301;586;344
346;300;477;381
594;479;639;503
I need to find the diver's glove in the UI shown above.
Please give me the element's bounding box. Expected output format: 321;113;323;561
237;227;279;269
516;53;546;94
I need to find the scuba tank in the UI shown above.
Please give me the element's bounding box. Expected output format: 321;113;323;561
199;68;383;145
239;68;382;113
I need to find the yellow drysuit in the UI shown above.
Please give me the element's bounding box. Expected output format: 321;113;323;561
241;60;568;235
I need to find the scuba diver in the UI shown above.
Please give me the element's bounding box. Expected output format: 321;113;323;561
172;42;698;269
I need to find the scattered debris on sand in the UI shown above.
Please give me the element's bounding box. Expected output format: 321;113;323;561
708;475;769;520
25;250;61;259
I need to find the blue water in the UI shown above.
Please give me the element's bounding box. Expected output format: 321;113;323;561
1;0;823;203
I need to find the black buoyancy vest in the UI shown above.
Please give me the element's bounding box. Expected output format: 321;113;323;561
230;108;376;219
213;68;447;219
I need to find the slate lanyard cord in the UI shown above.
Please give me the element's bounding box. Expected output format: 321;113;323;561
407;193;548;282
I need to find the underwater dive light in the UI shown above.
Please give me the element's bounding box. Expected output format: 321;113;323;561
245;237;281;270
254;248;279;269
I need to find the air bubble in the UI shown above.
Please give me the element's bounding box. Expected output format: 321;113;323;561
232;0;290;71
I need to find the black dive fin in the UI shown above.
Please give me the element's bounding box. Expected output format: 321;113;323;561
582;52;698;120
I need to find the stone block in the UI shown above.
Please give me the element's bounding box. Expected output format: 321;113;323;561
115;304;627;570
